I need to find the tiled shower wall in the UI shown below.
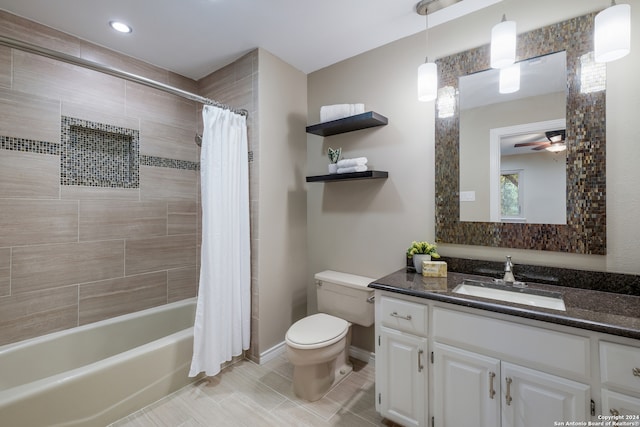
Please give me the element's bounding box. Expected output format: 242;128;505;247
0;11;203;346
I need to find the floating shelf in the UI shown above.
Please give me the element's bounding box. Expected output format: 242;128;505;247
306;111;388;137
306;170;388;182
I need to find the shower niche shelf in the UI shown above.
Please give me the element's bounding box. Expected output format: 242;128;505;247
306;111;388;137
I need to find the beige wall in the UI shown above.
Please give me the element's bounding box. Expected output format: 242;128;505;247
307;0;640;352
0;11;200;346
257;50;308;357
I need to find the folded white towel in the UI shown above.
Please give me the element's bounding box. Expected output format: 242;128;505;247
337;165;368;174
320;104;365;123
337;157;368;168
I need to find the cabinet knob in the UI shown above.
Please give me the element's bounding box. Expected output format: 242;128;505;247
633;367;640;377
610;408;620;416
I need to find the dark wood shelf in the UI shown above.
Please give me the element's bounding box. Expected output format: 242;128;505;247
306;111;388;137
306;170;388;182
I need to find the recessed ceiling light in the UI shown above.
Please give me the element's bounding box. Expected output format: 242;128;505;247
109;21;132;34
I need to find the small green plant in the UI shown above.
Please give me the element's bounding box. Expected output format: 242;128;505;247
327;147;342;164
406;241;440;258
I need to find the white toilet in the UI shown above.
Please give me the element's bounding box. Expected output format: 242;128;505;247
285;270;375;401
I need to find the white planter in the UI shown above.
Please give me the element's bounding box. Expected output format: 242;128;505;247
328;163;338;174
412;254;431;274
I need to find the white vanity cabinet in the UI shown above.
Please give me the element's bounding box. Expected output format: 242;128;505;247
374;291;604;427
600;341;640;417
375;296;428;427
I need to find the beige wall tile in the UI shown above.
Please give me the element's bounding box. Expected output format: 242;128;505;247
168;213;197;236
0;46;10;89
168;72;198;94
79;200;167;241
140;166;197;201
0;151;59;198
78;272;167;325
12;240;125;294
126;234;196;275
60;186;140;200
0;286;78;346
0;10;80;57
140;120;199;162
12;51;126;116
62;101;140;131
168;267;197;302
0;248;9;297
125;81;197;130
168;201;197;214
0;87;61;143
0;199;78;247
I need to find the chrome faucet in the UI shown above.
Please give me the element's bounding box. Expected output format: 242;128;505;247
503;256;515;283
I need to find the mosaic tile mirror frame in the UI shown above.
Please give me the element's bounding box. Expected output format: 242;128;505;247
435;12;606;255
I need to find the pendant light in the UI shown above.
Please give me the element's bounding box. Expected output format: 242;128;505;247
491;14;516;69
594;1;631;63
417;0;438;102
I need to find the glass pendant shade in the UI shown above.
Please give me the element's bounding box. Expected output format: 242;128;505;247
418;62;438;102
594;3;631;63
546;143;567;153
491;19;517;69
499;63;520;94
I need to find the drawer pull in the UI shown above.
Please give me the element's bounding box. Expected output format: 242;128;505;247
390;311;412;321
633;367;640;377
505;377;513;406
610;409;620;416
489;371;496;399
418;349;424;372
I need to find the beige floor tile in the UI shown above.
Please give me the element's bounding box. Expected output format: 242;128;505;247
109;356;387;427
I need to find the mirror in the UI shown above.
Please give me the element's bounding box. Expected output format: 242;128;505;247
435;13;606;254
458;51;567;224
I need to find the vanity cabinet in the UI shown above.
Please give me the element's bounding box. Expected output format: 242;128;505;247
375;296;428;427
600;341;640;417
432;343;589;427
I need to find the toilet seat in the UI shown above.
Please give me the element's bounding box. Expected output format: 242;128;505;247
286;313;349;350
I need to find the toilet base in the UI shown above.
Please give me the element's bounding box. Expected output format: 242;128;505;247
292;356;353;402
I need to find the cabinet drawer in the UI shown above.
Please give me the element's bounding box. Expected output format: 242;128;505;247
380;296;428;336
600;341;640;394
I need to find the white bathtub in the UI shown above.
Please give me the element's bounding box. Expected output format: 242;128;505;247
0;298;199;427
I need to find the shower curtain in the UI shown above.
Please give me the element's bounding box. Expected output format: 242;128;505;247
189;105;250;378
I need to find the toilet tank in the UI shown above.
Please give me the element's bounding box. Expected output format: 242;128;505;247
315;270;375;327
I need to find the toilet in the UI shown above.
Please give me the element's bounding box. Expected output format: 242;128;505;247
285;270;375;401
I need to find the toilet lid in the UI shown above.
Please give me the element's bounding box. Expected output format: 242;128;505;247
286;313;349;349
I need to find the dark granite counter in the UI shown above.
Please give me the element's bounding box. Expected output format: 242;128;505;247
369;269;640;341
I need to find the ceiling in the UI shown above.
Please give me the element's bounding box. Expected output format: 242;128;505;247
0;0;502;80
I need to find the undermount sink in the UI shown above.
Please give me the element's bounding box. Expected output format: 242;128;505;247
453;279;566;311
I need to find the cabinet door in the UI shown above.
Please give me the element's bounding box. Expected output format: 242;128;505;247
501;362;590;427
433;342;501;427
378;327;427;427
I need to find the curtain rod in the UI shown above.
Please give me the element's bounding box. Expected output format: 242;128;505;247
0;35;248;117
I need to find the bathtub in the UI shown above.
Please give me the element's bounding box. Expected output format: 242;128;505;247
0;298;199;427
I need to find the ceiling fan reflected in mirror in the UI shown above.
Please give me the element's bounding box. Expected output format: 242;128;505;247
514;129;566;152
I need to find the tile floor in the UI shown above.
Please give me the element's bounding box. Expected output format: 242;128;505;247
110;355;397;426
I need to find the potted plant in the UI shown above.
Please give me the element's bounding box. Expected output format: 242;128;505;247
407;241;440;273
327;147;341;174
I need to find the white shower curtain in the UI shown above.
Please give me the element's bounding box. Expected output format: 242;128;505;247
189;105;250;378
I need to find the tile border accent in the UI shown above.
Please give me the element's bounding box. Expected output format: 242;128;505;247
0;135;60;155
140;155;199;171
435;13;606;255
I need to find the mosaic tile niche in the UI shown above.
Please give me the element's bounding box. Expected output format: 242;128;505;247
61;116;140;188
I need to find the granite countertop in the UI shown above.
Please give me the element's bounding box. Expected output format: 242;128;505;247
369;269;640;341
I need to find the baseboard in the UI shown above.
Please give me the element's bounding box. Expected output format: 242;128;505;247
257;341;287;364
349;345;375;365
